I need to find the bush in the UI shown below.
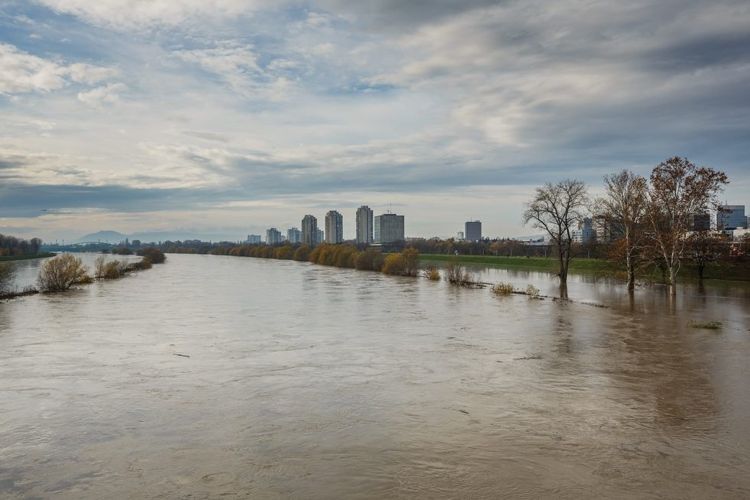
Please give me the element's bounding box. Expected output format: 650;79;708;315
401;248;419;277
525;284;541;299
136;247;166;264
94;256;126;279
293;245;311;262
0;262;16;294
423;266;441;281
37;254;90;292
111;247;133;255
382;253;406;275
491;282;514;295
446;262;474;286
355;249;382;271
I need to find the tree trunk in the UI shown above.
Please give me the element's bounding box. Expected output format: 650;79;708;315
626;251;635;291
669;266;678;295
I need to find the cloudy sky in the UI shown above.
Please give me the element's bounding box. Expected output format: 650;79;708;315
1;0;748;241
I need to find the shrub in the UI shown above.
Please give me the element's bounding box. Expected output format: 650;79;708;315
401;248;419;277
0;262;16;294
37;254;90;292
136;247;166;264
423;266;441;281
112;247;133;255
94;256;126;279
355;249;381;271
525;284;541;299
293;245;311;262
446;262;474;286
492;282;514;295
382;253;406;275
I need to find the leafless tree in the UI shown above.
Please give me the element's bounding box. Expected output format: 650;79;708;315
523;179;588;285
646;157;728;294
597;170;648;291
37;254;91;292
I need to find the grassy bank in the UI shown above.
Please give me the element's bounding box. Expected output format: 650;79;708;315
419;254;611;273
0;252;55;262
418;253;750;282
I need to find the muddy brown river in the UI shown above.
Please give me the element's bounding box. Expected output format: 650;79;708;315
1;253;749;498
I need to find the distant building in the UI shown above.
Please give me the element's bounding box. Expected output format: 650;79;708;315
690;213;711;232
457;231;464;240
316;228;325;245
325;210;344;244
301;215;317;246
717;205;747;230
247;234;262;244
573;217;595;243
355;205;373;244
465;221;482;242
374;213;405;244
287;227;301;244
592;215;622;243
266;227;282;245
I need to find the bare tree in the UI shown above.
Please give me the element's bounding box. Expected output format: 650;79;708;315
37;254;91;292
646;157;728;294
597;170;648;291
687;230;728;281
523;179;588;285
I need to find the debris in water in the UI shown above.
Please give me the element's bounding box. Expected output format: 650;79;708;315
174;353;191;358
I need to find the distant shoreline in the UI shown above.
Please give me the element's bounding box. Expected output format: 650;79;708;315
0;252;55;262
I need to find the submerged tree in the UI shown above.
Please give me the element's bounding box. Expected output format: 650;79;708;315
37;254;90;292
597;170;649;291
646;157;728;294
523;179;588;285
0;263;16;294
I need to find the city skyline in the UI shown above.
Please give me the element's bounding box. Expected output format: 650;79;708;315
1;1;749;242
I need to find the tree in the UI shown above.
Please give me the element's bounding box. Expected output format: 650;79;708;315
687;230;728;281
597;170;648;291
37;254;91;292
646;157;728;294
523;179;588;285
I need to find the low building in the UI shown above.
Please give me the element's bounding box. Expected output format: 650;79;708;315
374;213;405;244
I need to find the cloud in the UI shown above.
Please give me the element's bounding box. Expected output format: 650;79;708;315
34;0;271;30
0;42;119;95
77;82;127;107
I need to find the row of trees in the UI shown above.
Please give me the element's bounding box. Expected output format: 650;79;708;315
211;242;421;276
524;157;730;293
0;234;43;257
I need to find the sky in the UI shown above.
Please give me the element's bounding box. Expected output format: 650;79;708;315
1;0;749;242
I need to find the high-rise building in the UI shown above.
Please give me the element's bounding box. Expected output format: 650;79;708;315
356;205;374;244
573;217;595;243
287;227;301;244
316;228;325;245
374;213;405;244
325;210;344;244
465;221;482;242
301;215;317;246
690;213;711;231
457;231;464;240
717;205;747;230
266;227;282;245
247;234;261;244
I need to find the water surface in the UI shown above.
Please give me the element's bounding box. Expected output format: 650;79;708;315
1;254;749;498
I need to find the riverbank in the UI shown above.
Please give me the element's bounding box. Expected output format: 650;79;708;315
0;252;55;262
418;253;750;282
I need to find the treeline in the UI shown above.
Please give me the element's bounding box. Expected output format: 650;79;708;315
209;243;420;276
0;234;43;257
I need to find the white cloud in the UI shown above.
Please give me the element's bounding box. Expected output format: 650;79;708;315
35;0;273;30
77;82;127;107
0;43;118;95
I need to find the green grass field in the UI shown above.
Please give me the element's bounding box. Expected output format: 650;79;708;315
418;254;611;274
0;252;55;262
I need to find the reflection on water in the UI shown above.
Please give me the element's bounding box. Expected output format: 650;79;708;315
1;254;749;499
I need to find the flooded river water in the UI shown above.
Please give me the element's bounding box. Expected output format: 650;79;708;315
1;254;749;498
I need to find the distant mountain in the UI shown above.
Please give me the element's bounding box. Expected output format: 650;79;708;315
78;230;128;243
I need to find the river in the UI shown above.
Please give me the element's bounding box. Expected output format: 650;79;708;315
1;253;749;498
